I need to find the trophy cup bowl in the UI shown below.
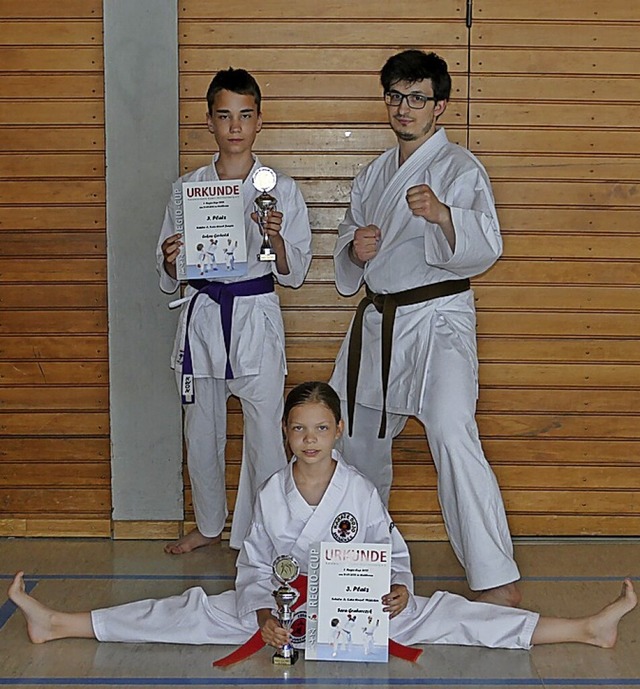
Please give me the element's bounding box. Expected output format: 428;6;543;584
271;555;301;665
252;166;278;262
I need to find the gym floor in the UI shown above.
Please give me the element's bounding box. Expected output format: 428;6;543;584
1;538;638;689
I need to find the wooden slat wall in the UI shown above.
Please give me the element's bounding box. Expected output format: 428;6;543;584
179;0;470;539
180;0;640;540
468;0;640;536
0;1;109;536
2;1;636;541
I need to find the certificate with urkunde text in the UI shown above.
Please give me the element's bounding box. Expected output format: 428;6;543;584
173;179;247;280
306;542;390;663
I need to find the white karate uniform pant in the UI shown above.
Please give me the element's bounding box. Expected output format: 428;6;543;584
90;587;538;651
338;330;520;592
177;337;287;549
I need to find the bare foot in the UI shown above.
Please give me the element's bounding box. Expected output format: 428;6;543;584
585;578;637;648
8;572;59;643
476;581;522;607
163;528;221;555
9;572;95;643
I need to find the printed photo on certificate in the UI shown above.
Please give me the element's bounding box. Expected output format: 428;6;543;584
306;542;390;663
173;179;247;280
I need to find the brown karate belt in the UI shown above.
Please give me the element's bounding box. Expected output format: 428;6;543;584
346;278;471;439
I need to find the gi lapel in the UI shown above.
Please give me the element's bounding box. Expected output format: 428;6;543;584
288;454;349;564
370;129;447;246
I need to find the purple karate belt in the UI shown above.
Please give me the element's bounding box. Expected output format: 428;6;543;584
180;274;275;404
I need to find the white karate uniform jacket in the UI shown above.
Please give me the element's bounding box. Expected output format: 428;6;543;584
330;127;501;415
157;155;312;379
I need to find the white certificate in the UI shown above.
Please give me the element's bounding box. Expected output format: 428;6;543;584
173;179;247;280
306;542;390;663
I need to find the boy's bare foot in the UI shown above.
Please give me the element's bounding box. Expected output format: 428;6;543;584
8;572;59;644
585;578;637;648
163;528;221;554
476;581;522;607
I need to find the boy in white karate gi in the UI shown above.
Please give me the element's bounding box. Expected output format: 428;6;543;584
8;383;636;656
330;49;520;606
157;69;312;554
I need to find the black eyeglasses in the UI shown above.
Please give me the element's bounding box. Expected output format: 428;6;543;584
384;90;437;110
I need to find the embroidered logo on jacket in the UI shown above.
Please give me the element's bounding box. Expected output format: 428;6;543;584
331;512;358;542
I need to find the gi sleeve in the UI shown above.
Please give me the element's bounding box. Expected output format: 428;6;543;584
156;194;181;295
234;496;279;618
272;181;312;288
425;167;502;277
334;173;366;296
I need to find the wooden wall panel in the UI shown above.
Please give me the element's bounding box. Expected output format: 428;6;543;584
469;1;640;536
178;0;468;539
4;2;632;541
0;0;109;536
176;0;640;540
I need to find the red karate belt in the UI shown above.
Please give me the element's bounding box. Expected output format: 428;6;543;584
213;574;422;667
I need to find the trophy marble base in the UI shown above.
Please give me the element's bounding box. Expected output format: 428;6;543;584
272;648;299;666
258;249;277;261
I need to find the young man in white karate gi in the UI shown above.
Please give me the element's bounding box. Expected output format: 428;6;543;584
8;382;636;654
157;68;312;553
329;50;519;606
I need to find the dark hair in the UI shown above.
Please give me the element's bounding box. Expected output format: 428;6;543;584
380;50;451;102
283;381;342;425
206;67;262;114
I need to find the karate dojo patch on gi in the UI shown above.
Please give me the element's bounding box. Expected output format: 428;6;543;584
289;610;307;645
331;512;358;543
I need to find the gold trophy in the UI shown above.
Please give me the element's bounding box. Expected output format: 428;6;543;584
252;166;278;262
271;554;300;665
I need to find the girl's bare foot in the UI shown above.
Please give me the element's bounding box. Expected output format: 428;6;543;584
585;578;637;648
8;572;59;644
8;572;95;643
476;581;522;607
164;528;221;554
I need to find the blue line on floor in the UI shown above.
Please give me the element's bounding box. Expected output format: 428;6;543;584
0;574;636;583
0;678;639;686
0;580;37;632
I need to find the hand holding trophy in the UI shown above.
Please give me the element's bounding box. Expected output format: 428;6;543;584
271;554;301;665
252;166;278;262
